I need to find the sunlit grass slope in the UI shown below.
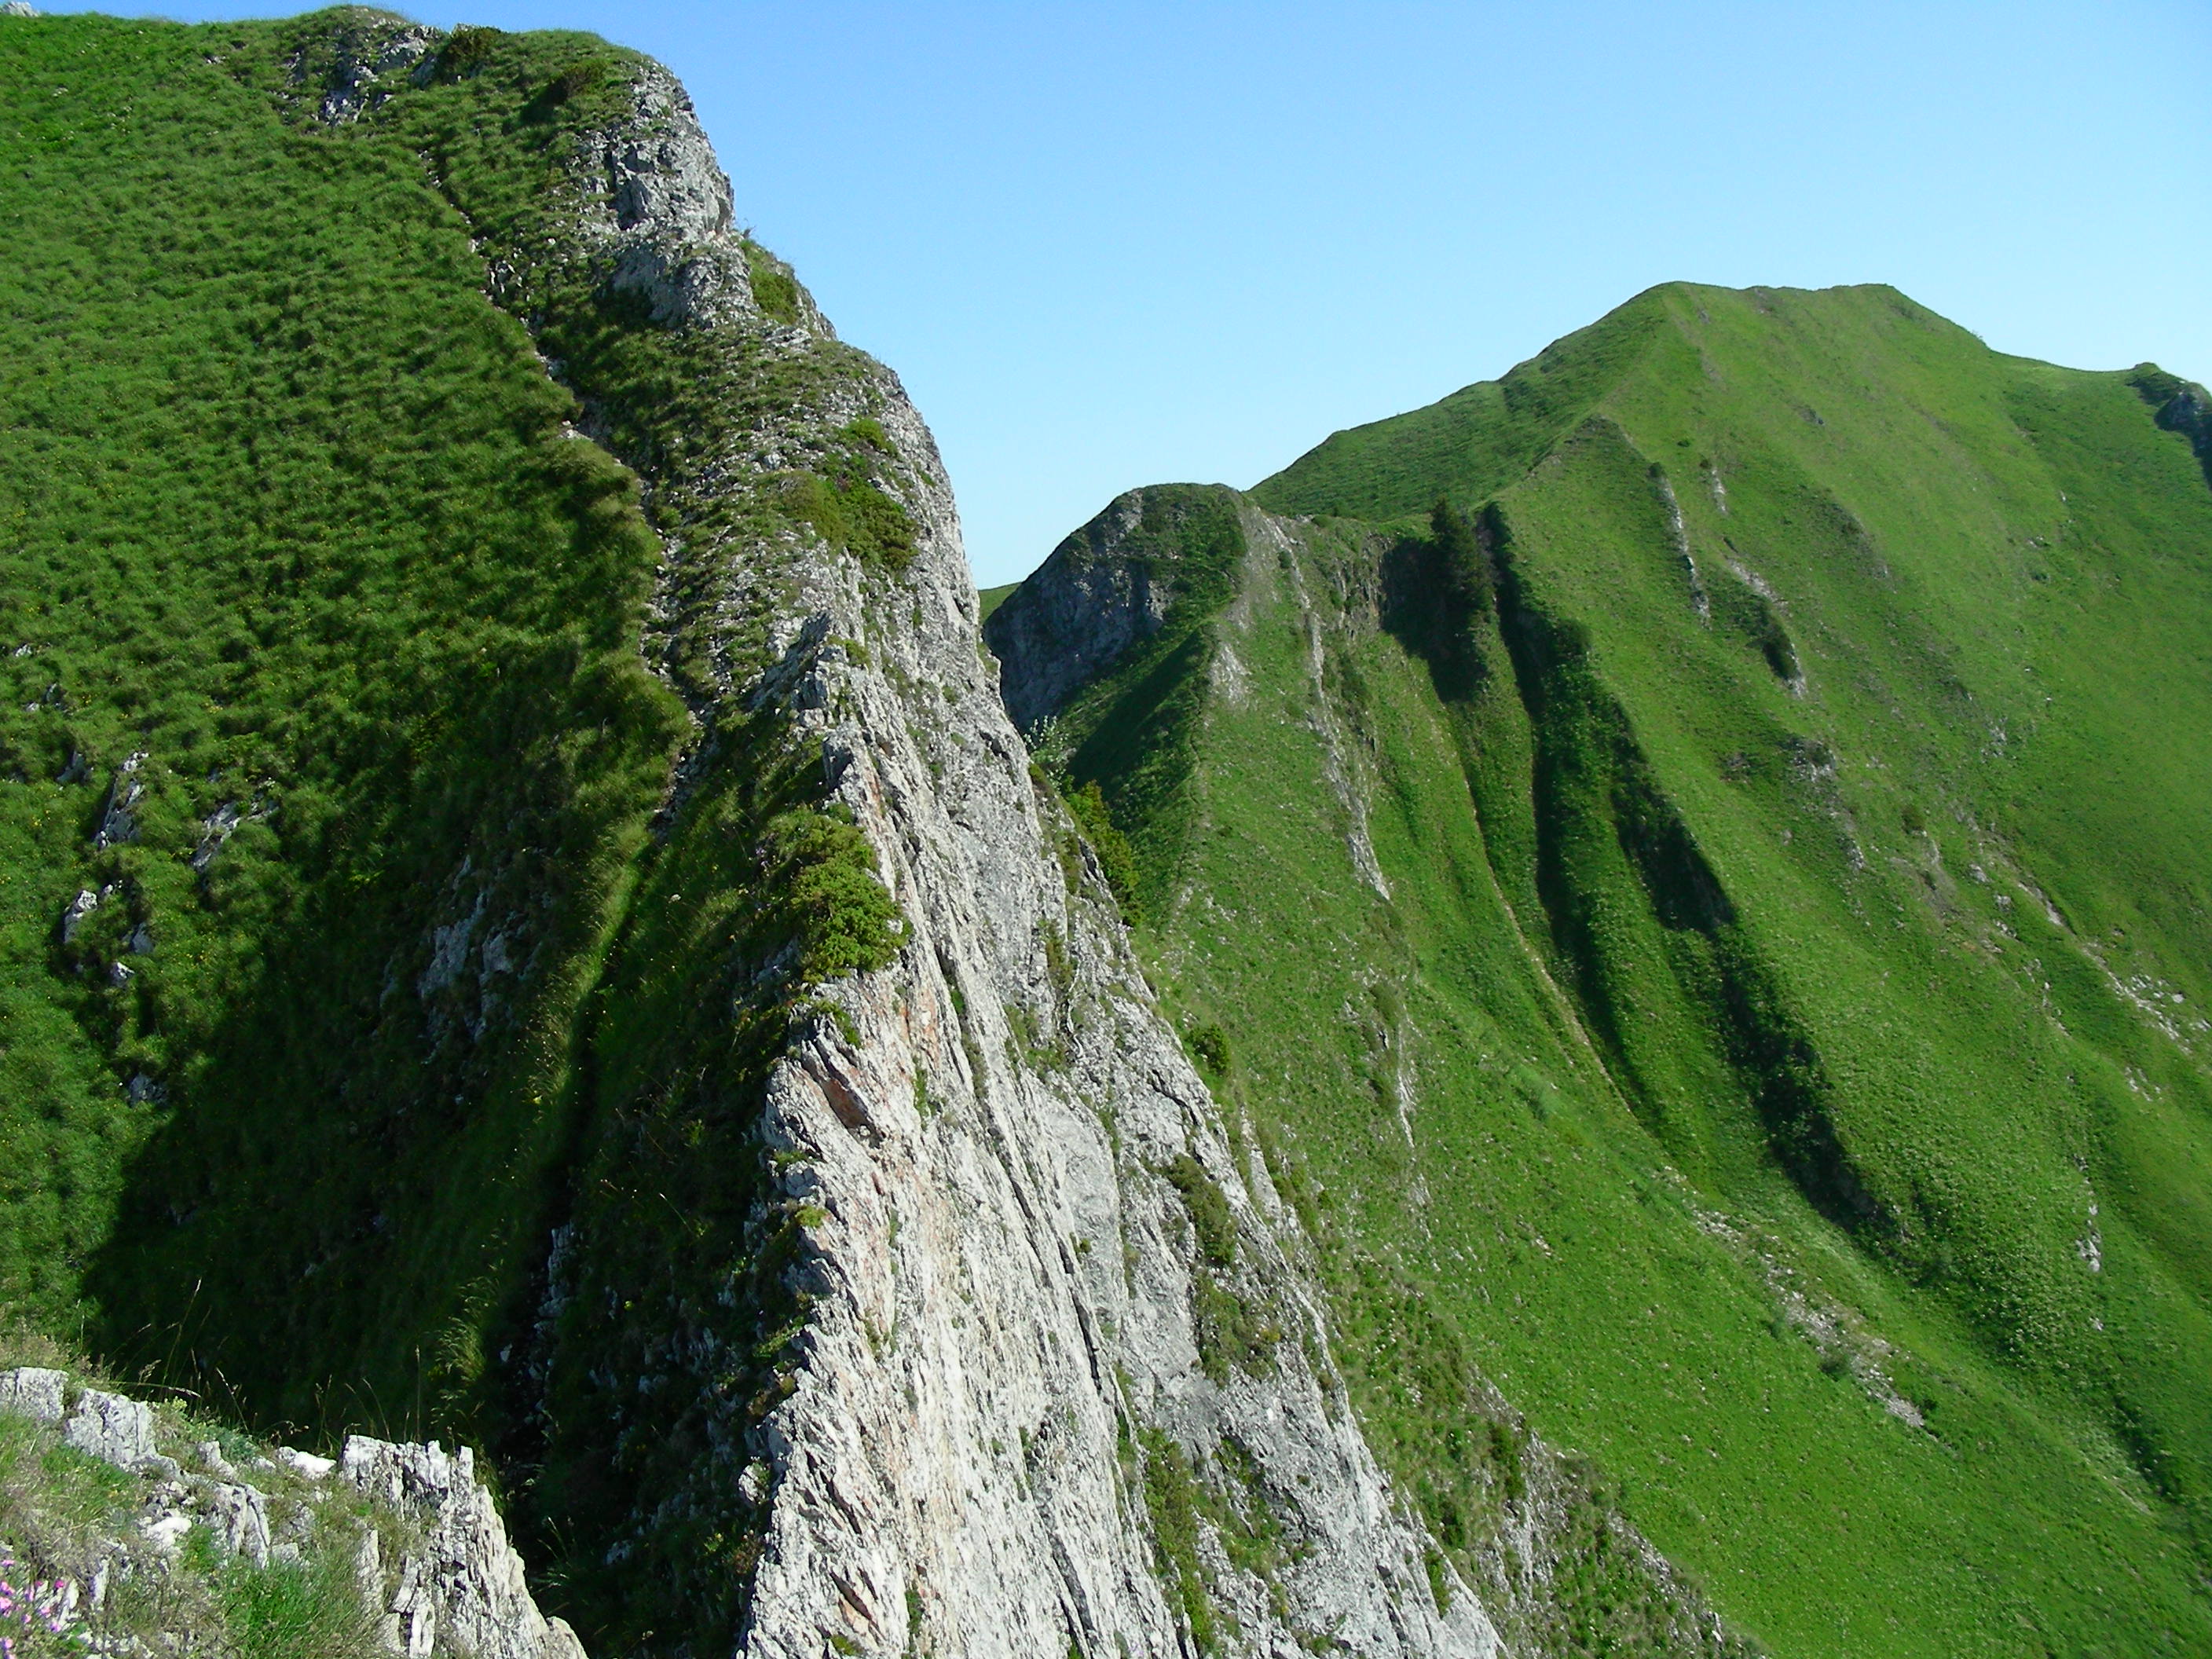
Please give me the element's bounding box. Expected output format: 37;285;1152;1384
0;8;685;1398
1025;283;2212;1655
0;15;910;1646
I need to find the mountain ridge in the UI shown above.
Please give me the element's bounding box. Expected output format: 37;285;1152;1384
3;5;2208;1654
989;280;2212;1656
0;9;1573;1656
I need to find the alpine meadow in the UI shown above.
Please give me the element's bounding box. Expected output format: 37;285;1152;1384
1;6;2208;1658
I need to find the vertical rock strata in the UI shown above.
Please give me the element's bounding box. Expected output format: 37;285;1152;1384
408;31;1502;1659
745;544;1498;1658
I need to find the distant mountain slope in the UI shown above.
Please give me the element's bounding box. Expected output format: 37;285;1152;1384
989;282;2212;1657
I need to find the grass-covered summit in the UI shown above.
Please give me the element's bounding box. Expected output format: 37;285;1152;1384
991;281;2212;1657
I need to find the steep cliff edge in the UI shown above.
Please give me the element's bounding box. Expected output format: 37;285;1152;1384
0;1346;582;1659
443;27;1500;1656
0;11;1534;1657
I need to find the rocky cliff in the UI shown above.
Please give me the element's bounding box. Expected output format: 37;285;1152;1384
16;13;2206;1657
0;9;1526;1652
0;1358;581;1658
156;12;1538;1656
463;27;1507;1655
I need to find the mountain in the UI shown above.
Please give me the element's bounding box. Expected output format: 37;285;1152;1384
7;5;2208;1655
0;9;1595;1657
988;281;2212;1657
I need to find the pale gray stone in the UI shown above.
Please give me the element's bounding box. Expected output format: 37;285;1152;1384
276;1445;335;1480
64;1390;157;1470
312;16;434;125
191;801;240;872
93;752;145;849
0;1367;65;1423
531;58;1504;1658
340;1436;584;1659
57;888;97;945
196;1480;272;1566
561;61;829;335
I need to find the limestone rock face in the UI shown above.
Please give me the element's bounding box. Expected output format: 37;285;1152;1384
342;1436;587;1659
0;1369;583;1659
564;60;824;335
733;526;1503;1656
64;1388;159;1471
0;1365;64;1423
983;488;1182;731
526;53;1502;1659
314;18;434;124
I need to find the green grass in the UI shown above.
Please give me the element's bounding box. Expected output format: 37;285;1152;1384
0;13;914;1650
0;1328;394;1658
0;11;685;1421
1027;283;2212;1655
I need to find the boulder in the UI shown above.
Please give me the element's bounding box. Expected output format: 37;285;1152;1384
63;1389;158;1470
0;1366;66;1423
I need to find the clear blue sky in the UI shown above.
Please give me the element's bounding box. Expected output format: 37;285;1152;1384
68;1;2212;584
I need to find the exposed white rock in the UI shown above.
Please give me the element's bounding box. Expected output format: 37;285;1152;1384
93;752;146;849
192;800;242;871
564;60;825;335
305;12;434;125
0;1365;582;1658
57;888;98;945
529;68;1504;1657
277;1445;337;1480
340;1436;588;1659
64;1389;159;1471
140;1509;193;1555
197;1479;273;1566
0;1366;66;1423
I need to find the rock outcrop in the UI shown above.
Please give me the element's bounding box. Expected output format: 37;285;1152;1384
721;519;1501;1655
487;33;1500;1659
983;488;1185;730
0;1366;584;1658
342;1437;587;1659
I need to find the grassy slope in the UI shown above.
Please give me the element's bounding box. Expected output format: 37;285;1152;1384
1040;284;2212;1654
0;16;914;1649
0;11;683;1416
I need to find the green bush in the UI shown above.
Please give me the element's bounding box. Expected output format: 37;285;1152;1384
524;57;612;123
745;244;801;325
437;25;501;81
780;446;917;570
1162;1153;1236;1269
1065;781;1141;917
1430;497;1493;614
1186;1020;1231;1079
757;808;905;986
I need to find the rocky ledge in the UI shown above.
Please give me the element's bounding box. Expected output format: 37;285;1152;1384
0;1364;580;1658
